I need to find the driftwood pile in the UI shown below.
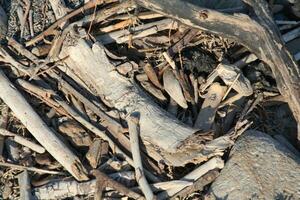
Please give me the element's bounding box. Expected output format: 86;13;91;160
0;0;299;199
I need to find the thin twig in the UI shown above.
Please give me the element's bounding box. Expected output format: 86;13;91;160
0;161;64;175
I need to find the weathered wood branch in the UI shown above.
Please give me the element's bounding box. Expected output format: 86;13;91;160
135;0;300;141
61;38;215;166
128;114;155;200
0;70;88;181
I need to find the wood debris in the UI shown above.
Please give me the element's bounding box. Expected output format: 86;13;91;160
0;0;299;199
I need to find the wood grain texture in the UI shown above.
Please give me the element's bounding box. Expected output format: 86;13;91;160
61;39;218;166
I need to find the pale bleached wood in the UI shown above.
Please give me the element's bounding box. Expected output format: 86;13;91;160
194;83;226;131
128;114;154;200
18;170;32;200
163;68;188;109
0;161;63;175
97;19;178;44
0;128;45;154
0;71;88;181
61;39;216;166
157;157;224;199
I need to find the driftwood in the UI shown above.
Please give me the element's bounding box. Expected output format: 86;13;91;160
0;161;63;175
0;129;45;154
135;0;300;142
194;82;226;131
61;38;217;166
128;114;155;200
157;157;224;199
92;170;144;200
17;170;32;200
0;71;88;181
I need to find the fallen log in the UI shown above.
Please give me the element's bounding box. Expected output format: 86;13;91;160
61;38;215;166
135;0;300;142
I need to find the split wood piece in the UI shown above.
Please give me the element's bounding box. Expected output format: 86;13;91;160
201;64;253;97
61;39;218;166
58;120;93;147
163;52;176;70
18;170;32;200
0;161;64;175
49;0;69;28
86;138;102;168
0;71;88;181
97;19;178;44
157;157;224;199
92;170;144;200
0;105;9;157
135;0;300;142
25;0;118;46
194;82;227;131
127;114;155;200
170;169;219;200
140;81;167;102
163;68;188;109
143;63;163;89
0;128;45;154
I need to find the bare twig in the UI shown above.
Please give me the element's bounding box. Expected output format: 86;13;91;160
0;128;45;154
18;170;32;200
128;114;155;200
0;161;64;175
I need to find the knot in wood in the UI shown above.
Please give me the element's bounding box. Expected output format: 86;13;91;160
198;10;208;20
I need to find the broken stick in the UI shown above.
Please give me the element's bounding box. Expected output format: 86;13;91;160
128;113;155;200
0;70;88;181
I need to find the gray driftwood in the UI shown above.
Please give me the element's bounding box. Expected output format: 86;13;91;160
209;130;300;199
0;71;88;181
61;38;215;166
